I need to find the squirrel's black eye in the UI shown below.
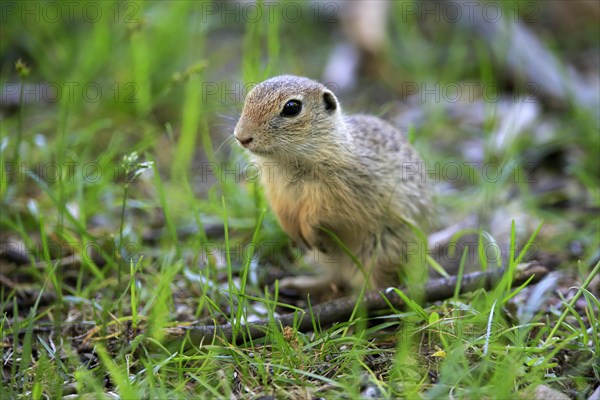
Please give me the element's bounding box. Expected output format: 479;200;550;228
280;100;302;117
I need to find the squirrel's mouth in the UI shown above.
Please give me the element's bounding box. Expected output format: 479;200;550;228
234;134;275;156
245;147;273;156
234;134;271;156
237;136;253;147
236;140;268;155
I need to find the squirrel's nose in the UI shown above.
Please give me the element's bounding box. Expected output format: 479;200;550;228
236;136;253;147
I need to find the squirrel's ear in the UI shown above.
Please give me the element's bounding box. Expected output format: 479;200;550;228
323;91;338;113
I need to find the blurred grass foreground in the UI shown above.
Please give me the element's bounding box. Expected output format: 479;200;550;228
1;1;599;399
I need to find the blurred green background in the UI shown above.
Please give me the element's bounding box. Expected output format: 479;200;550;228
0;0;599;398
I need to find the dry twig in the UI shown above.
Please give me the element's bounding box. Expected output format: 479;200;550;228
165;261;549;344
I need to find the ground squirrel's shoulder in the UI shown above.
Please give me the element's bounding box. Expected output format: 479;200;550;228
344;114;408;153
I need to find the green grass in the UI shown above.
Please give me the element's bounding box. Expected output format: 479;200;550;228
1;1;599;398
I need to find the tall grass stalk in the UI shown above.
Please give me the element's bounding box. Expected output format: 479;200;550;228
221;196;236;343
13;63;26;165
235;208;266;340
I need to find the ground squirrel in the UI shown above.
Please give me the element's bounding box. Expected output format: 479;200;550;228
234;75;431;298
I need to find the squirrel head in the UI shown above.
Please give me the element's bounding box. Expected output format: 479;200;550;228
234;75;341;158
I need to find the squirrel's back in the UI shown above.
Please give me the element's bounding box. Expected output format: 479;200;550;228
344;114;431;227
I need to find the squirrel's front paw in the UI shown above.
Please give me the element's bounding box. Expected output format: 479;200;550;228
278;275;342;301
